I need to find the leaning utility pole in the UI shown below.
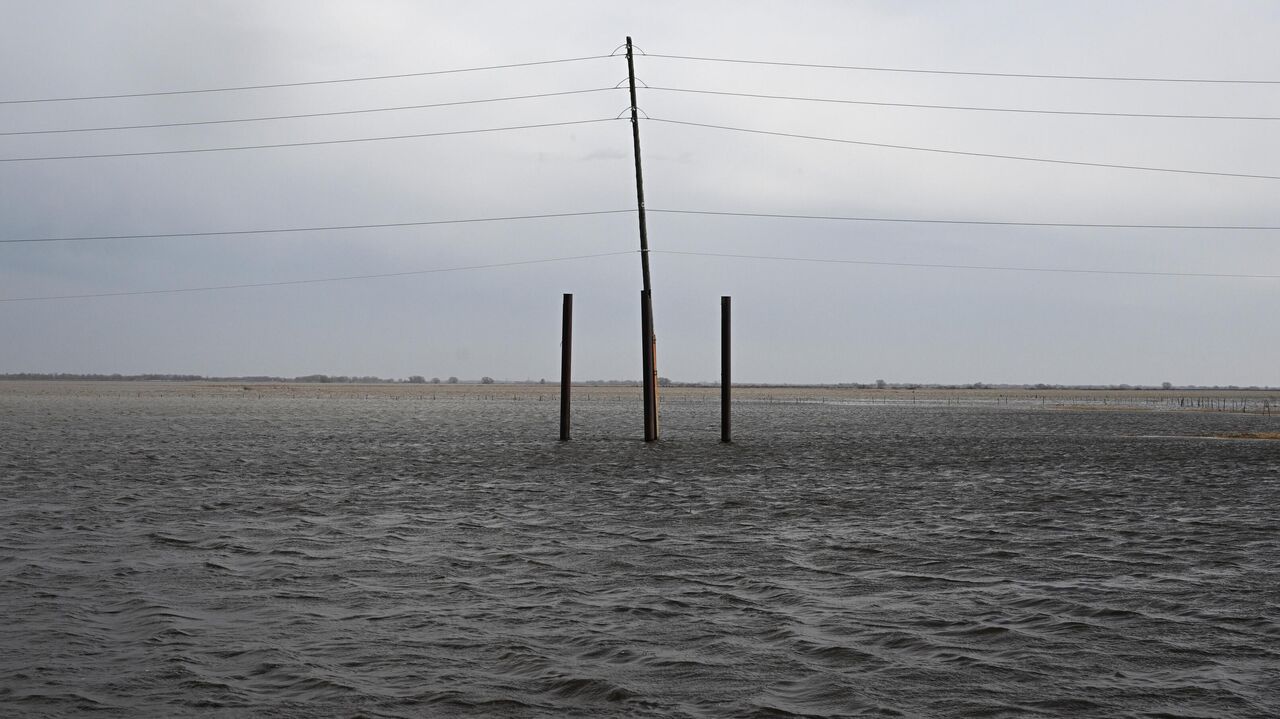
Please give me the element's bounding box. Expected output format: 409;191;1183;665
626;36;658;442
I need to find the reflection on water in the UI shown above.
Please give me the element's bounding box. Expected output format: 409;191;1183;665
1;392;1277;717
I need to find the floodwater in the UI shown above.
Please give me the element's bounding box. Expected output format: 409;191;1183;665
1;389;1277;717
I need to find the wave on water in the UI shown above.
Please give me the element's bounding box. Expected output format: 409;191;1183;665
1;394;1277;717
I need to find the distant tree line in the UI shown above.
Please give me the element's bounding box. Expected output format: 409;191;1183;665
4;372;408;384
3;373;1273;391
291;374;397;384
1;373;209;382
636;379;1279;391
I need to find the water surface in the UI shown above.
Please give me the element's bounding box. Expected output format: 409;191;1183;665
2;391;1277;717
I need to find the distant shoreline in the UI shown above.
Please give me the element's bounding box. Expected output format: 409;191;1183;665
1;374;1275;393
2;379;1277;414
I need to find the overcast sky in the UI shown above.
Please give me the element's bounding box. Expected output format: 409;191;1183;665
2;1;1278;385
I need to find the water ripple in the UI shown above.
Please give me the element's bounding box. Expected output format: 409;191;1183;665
1;393;1277;716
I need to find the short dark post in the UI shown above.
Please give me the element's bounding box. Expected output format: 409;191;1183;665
721;296;731;443
559;293;573;441
641;290;657;441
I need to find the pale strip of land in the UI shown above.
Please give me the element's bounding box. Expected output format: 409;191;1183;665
1;380;1276;414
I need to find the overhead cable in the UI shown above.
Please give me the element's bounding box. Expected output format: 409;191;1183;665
654;250;1280;279
7;208;1275;245
645;53;1280;85
0;251;635;303
0;88;621;136
0;55;614;105
648;118;1280;181
0;118;620;162
0;210;634;244
648;86;1280;121
648;209;1280;231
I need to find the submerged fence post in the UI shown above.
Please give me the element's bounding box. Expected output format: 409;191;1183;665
560;293;573;441
641;290;657;441
721;296;731;443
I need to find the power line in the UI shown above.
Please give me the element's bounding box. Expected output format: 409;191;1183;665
644;53;1280;85
0;55;615;105
648;208;1280;231
0;251;635;303
7;207;1274;245
0;88;621;136
654;250;1280;279
0;210;635;244
0;118;621;163
648;86;1280;122
648;118;1280;181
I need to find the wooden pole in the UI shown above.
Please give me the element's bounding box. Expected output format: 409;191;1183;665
559;293;572;441
649;290;660;439
721;295;731;443
641;289;656;441
625;37;652;296
627;36;658;442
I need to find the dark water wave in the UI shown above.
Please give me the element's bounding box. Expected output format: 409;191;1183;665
1;394;1277;717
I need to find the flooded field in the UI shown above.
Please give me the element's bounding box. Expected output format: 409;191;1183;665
1;382;1277;717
